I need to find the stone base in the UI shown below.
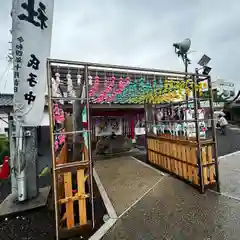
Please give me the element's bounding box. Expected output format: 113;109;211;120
0;186;50;217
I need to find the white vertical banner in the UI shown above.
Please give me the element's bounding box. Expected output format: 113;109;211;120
12;0;54;126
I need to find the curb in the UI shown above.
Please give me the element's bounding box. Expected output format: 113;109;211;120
89;169;118;240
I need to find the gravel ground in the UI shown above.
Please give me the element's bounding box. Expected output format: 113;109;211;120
0;177;55;240
0;207;55;240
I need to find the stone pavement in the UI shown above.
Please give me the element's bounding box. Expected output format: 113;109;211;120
95;156;164;216
95;156;240;240
102;176;240;240
219;151;240;199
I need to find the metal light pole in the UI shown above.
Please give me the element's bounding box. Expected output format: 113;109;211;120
173;38;191;108
196;54;212;109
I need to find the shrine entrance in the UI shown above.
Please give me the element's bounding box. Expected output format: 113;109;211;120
46;58;220;239
91;107;144;156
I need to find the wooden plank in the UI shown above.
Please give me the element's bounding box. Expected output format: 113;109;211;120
166;141;170;171
157;150;160;166
162;141;166;169
149;139;152;164
156;144;159;164
185;147;191;181
181;145;187;179
153;140;158;164
174;143;178;175
56;143;67;165
147;134;197;146
191;147;198;185
168;142;172;171
188;147;194;183
177;144;183;177
64;172;74;229
160;141;164;168
84;142;88;161
201;147;209;185
152;151;155;165
158;140;161;166
55;161;89;173
77;169;87;226
207;145;215;183
58;193;89;204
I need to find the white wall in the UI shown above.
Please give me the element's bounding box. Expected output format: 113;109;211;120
212;78;235;98
0;109;49;134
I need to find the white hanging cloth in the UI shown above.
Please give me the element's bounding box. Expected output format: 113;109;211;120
67;73;76;103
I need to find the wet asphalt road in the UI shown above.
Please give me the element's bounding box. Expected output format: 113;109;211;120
214;125;240;156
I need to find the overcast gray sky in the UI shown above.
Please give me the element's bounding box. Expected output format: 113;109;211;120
1;0;240;93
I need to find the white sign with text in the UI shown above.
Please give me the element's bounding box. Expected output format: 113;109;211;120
12;0;54;125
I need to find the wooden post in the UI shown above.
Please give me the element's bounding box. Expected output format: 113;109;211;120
193;75;204;193
208;75;220;192
72;73;84;162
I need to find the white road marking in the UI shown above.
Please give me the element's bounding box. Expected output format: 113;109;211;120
208;189;240;202
118;177;165;218
219;150;240;160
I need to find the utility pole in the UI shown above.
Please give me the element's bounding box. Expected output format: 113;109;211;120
195;68;201;109
183;53;190;108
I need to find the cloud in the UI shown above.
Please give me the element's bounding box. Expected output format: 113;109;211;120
1;0;240;93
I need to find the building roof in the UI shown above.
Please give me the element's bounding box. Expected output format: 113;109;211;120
0;94;13;107
0;94;48;107
0;93;143;109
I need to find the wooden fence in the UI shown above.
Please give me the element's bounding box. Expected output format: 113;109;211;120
55;141;90;230
147;134;216;192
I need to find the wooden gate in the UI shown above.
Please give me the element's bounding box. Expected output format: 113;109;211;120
147;134;216;192
56;141;89;230
47;60;94;239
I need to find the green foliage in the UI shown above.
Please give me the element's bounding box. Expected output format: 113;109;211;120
0;137;9;165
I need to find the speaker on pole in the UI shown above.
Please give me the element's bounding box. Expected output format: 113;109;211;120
173;38;191;56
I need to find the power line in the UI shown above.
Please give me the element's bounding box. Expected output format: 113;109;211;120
0;63;11;82
2;67;11;93
0;64;11;93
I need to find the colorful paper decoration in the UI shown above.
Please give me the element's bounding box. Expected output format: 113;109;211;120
89;75;100;97
54;137;59;152
86;75;206;104
53;104;65;123
54;130;65;152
